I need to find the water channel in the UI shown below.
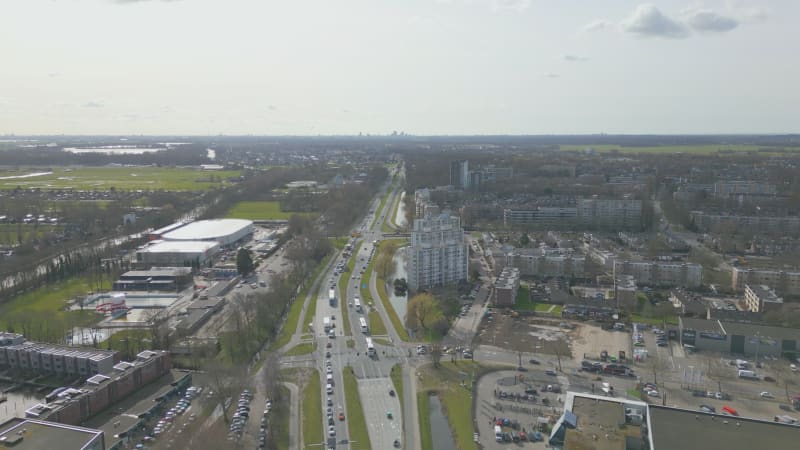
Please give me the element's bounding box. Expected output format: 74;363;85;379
428;394;457;450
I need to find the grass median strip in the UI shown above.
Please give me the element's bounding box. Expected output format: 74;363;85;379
285;342;315;356
390;364;404;412
368;310;387;336
302;370;323;447
343;366;372;450
374;239;410;341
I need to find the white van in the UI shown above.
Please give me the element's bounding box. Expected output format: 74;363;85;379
495;425;503;442
326;374;334;385
326;383;333;394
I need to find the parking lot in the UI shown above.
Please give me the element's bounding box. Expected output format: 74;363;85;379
475;370;565;450
620;324;800;422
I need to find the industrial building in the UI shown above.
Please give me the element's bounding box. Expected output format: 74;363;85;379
613;260;702;288
549;392;800;450
678;317;800;357
743;284;783;313
492;267;520;306
112;267;193;292
732;266;800;295
161;218;253;246
689;211;800;233
0;418;105;450
136;240;220;267
407;212;469;291
0;336;117;377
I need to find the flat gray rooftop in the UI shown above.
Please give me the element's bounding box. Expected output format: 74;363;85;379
0;418;102;450
649;405;800;450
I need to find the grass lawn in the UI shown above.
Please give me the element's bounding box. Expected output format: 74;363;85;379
0;167;242;191
227;201;317;221
418;361;495;450
390;364;404;412
373;338;392;346
302;371;323;448
0;276;109;332
626;388;643;400
271;252;334;351
285;342;315;356
629;313;679;326
417;392;433;450
0;224;62;245
104;329;151;354
342;367;372;450
510;285;562;315
346;339;355;348
368;310;387;336
558;144;772;155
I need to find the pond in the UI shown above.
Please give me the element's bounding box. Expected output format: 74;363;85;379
428;394;457;450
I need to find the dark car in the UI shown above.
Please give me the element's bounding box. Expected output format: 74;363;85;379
529;359;541;365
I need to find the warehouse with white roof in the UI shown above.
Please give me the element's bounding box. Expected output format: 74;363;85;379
161;219;253;247
136;240;220;266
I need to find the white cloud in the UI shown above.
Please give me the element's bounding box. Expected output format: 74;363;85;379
491;0;531;12
82;101;104;108
544;73;559;79
621;4;689;39
684;9;739;32
563;54;587;62
583;19;612;32
725;1;770;23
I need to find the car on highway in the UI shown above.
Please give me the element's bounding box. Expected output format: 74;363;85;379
328;426;336;437
338;412;345;421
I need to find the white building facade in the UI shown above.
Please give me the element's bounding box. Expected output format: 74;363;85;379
407;213;469;291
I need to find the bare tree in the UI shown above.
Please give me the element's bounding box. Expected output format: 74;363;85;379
430;344;443;368
206;360;247;424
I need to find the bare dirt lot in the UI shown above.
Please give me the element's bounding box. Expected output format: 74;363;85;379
570;323;633;364
475;313;571;357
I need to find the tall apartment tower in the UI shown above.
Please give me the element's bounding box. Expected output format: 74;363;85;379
407;212;469;291
450;160;469;189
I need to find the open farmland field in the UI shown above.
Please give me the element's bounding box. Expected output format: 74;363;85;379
226;201;317;221
557;144;797;154
0;167;242;191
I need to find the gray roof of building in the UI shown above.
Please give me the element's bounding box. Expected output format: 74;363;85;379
649;405;800;450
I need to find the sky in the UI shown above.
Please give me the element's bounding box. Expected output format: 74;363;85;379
0;0;798;135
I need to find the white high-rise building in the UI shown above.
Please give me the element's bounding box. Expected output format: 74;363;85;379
407;212;469;290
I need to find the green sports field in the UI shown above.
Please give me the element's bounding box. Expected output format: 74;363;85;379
558;144;793;154
0;167;242;191
226;201;317;221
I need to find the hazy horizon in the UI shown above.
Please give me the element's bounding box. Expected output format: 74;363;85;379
2;0;798;135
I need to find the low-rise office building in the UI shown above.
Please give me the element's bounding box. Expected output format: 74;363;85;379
678;317;800;357
0;418;105;450
549;392;800;450
494;247;585;279
112;267;193;292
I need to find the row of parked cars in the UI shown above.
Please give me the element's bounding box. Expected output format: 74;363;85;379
229;389;253;440
147;386;202;443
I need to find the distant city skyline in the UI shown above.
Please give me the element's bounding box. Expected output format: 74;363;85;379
1;0;798;135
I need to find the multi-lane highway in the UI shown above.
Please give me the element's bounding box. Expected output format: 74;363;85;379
304;164;410;450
